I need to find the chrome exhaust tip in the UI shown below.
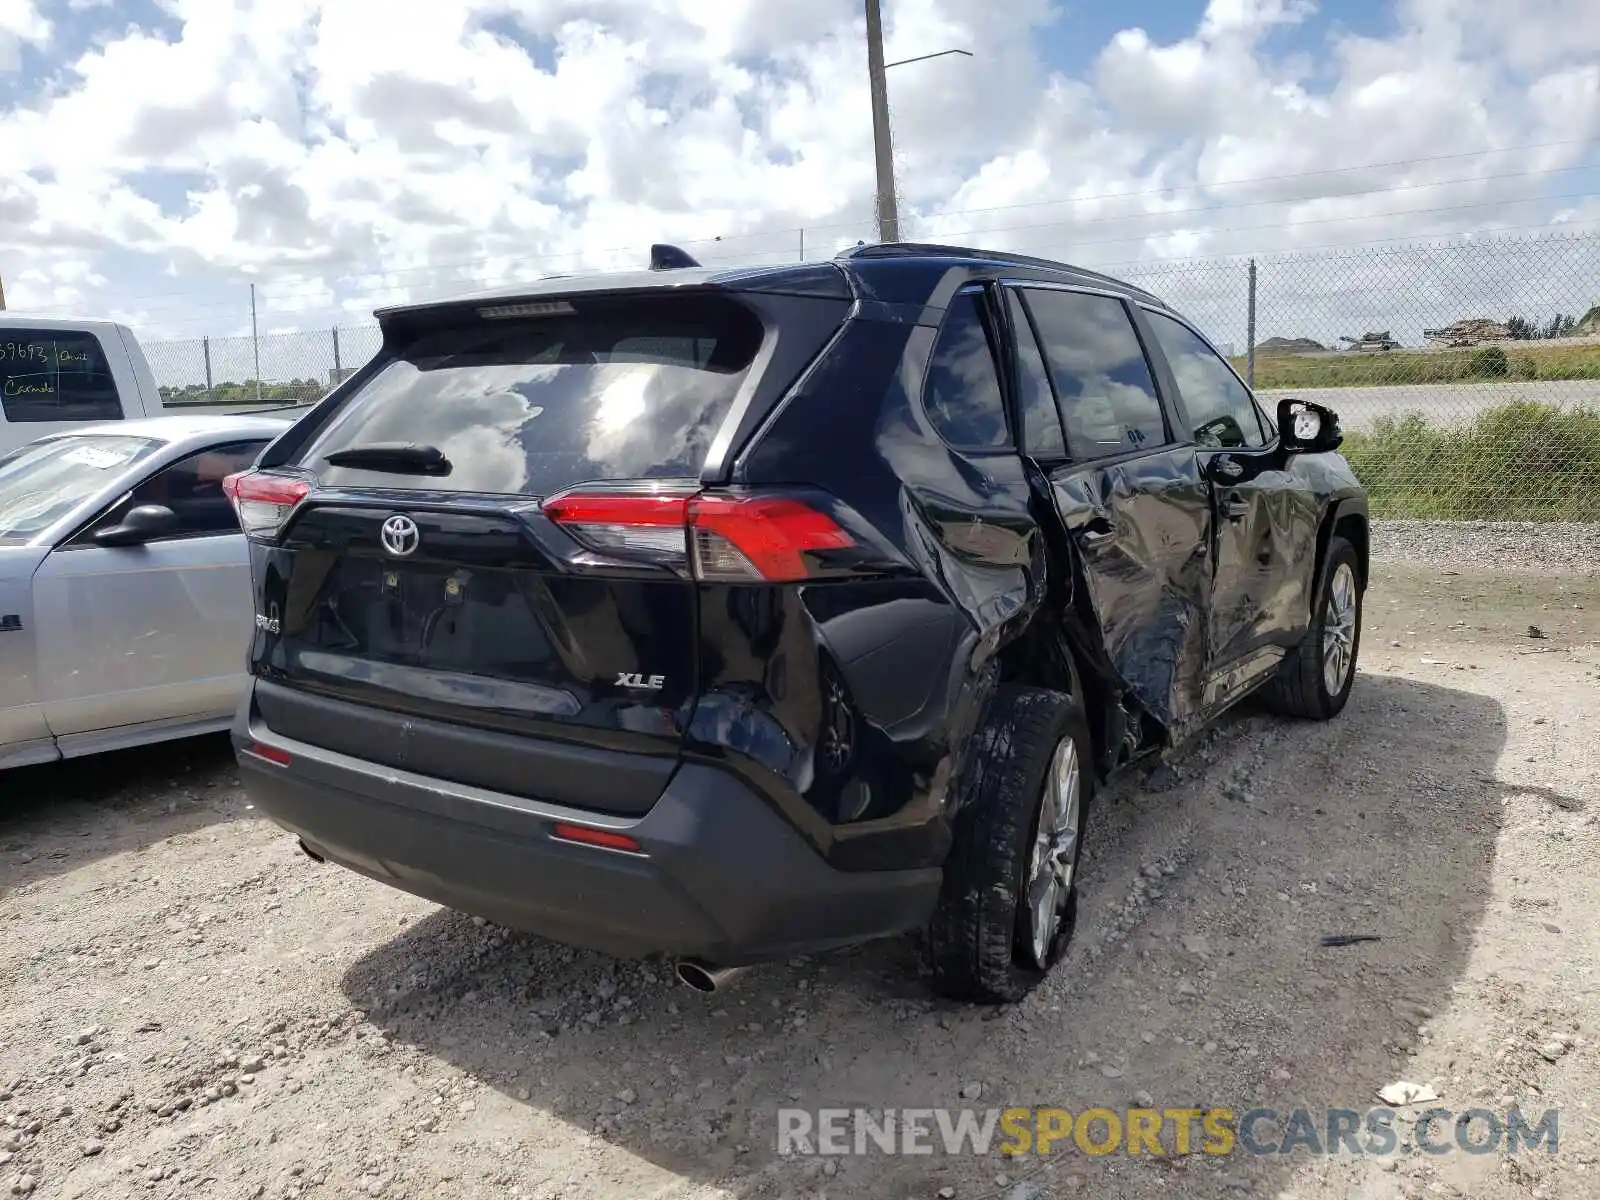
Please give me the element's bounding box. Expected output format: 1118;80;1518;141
673;959;747;994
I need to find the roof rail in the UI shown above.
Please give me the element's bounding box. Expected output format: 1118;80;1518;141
650;244;702;271
836;241;1163;303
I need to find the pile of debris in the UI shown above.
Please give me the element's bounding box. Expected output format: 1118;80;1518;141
1255;336;1326;355
1339;331;1401;351
1422;318;1512;347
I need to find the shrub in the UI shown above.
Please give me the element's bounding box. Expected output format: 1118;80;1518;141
1467;346;1508;378
1340;401;1600;521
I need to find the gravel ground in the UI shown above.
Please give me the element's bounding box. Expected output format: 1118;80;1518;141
1370;520;1600;575
3;558;1599;1200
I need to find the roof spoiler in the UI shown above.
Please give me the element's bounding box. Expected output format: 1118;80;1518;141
649;244;701;271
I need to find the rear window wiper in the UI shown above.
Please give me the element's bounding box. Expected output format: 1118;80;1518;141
322;443;452;476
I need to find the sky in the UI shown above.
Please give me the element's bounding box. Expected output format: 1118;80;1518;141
1;0;1598;383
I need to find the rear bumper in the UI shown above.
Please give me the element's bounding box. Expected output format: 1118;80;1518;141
232;710;941;964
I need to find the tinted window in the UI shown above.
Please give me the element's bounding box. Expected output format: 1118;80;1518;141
1007;291;1066;460
923;291;1010;450
0;434;163;544
108;440;268;538
1145;312;1265;449
1;331;124;423
1021;290;1167;459
300;295;764;496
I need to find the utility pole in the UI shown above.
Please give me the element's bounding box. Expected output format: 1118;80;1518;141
864;0;899;244
1246;259;1258;389
250;283;262;405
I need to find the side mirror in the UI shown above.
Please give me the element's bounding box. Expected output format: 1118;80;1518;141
93;504;179;548
1277;398;1343;455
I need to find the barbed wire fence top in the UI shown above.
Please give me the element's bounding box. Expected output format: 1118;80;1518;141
139;229;1600;521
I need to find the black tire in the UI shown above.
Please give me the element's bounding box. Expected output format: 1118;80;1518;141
1263;534;1363;720
926;685;1093;1004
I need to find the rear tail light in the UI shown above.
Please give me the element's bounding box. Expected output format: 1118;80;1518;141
541;490;853;582
689;495;854;580
223;471;311;541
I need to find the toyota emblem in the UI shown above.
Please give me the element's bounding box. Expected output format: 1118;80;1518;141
380;514;421;557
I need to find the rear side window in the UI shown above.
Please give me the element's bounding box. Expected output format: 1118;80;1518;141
1;330;124;423
923;291;1011;450
1006;291;1066;461
299;294;765;496
1021;290;1168;460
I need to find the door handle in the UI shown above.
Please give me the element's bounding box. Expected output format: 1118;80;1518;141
1224;497;1251;520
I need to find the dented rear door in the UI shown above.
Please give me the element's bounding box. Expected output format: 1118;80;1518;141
1012;284;1213;732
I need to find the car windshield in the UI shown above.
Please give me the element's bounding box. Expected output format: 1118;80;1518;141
0;434;164;544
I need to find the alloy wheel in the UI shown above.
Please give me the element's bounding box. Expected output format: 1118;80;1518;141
1322;562;1358;695
1025;735;1082;968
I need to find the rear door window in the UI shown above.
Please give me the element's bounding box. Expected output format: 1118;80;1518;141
1;330;124;423
1020;290;1169;460
297;294;765;496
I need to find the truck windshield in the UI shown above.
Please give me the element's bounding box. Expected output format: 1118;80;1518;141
0;434;163;544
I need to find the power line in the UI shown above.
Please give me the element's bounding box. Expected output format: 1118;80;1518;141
965;199;1600;262
912;137;1599;222
16;182;1599;323
911;163;1600;247
21;136;1589;311
233;161;1600;307
128;215;1600;343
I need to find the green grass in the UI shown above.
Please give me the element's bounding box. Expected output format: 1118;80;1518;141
1230;341;1600;389
1341;401;1600;520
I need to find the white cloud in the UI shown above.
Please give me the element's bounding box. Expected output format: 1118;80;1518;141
0;0;1594;357
0;0;49;71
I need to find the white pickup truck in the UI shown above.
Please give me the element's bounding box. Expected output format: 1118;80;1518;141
1;314;309;456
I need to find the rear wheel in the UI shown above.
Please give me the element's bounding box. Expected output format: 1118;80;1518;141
1263;534;1363;720
927;686;1092;1003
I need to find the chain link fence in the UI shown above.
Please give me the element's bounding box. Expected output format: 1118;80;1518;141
141;230;1600;521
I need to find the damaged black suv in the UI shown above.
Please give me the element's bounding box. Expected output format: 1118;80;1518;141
226;242;1366;1003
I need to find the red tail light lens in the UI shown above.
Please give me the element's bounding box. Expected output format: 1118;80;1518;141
223;471;311;541
688;495;854;581
243;741;292;766
550;822;644;853
540;491;691;563
541;490;853;582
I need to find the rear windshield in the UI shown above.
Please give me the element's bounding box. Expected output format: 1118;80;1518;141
0;433;163;544
298;294;765;496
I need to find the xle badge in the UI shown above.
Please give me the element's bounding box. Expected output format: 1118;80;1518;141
615;672;666;691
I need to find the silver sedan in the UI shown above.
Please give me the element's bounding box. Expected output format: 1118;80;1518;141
0;414;294;769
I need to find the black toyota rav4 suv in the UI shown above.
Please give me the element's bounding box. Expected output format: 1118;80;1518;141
226;242;1367;1003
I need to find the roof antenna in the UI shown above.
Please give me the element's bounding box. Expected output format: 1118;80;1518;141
649;244;701;271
